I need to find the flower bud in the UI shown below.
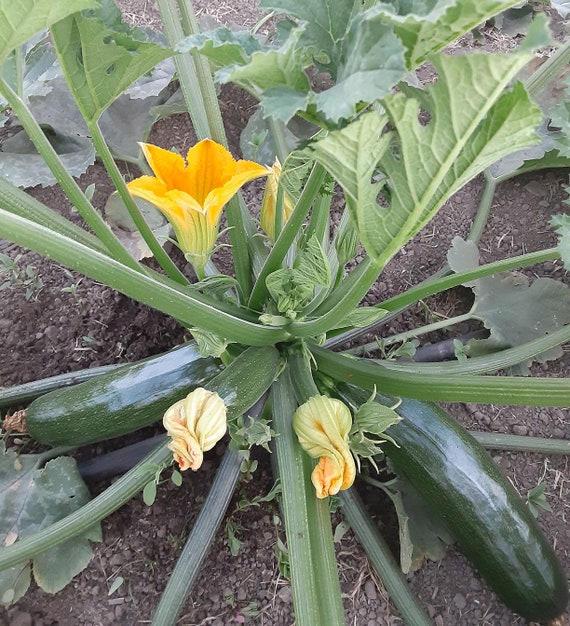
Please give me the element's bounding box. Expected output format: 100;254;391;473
293;395;356;498
163;388;227;471
260;158;295;242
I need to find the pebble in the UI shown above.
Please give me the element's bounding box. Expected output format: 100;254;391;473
364;579;377;601
237;587;247;601
453;592;467;609
277;586;291;603
512;424;528;436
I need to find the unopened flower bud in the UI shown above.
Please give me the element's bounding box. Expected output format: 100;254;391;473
163;388;227;471
293;395;356;498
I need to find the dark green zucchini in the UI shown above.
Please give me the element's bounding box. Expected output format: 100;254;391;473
26;342;221;446
337;384;569;622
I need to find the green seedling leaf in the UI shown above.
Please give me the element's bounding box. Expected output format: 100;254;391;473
143;480;157;506
448;237;570;373
0;446;101;604
551;212;570;270
0;0;97;65
526;482;552;518
50;0;171;122
104;192;171;260
107;575;124;596
170;469;183;487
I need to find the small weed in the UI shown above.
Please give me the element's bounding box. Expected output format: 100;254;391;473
0;252;43;300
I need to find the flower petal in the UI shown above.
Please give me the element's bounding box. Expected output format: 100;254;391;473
184;139;238;204
139;142;187;190
312;456;344;498
204;163;269;227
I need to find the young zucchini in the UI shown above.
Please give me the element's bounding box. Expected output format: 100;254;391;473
337;384;569;622
26;342;221;447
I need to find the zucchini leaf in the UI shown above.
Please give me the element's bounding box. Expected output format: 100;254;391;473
50;0;171;122
0;0;97;65
0;445;101;605
448;237;570;374
311;35;545;264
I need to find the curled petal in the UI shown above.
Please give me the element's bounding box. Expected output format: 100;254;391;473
293;395;356;497
163;388;227;471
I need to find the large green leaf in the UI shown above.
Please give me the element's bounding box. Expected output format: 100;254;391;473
448;237;570;373
0;0;97;65
367;0;524;69
551;212;570;270
0;447;101;604
50;1;171;121
312;50;542;263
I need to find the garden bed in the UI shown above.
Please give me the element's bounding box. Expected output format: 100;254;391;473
1;1;569;624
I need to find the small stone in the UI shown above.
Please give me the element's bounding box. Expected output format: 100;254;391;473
364;580;377;601
277;585;292;603
453;593;467;610
237;587;247;601
512;424;528;436
552;428;565;439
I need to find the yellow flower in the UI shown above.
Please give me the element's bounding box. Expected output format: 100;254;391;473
163;388;227;471
293;395;356;499
127;140;268;272
260;158;295;242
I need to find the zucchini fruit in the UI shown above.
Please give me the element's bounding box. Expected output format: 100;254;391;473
338;385;569;622
26;342;221;446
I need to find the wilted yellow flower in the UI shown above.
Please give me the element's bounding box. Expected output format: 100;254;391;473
260;158;295;242
127;140;268;273
293;395;356;499
163;388;227;471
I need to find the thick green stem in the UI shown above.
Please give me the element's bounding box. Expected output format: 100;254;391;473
151;448;242;625
348;312;473;356
176;0;228;146
340;489;433;626
525;38;570;99
157;0;210;140
88;121;188;284
325;247;560;349
272;368;345;626
471;432;570;455
312;344;570;407
0;210;290;345
0;443;172;571
248;163;328;311
0;77;139;271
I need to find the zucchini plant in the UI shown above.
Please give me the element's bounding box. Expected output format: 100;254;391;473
0;0;569;624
